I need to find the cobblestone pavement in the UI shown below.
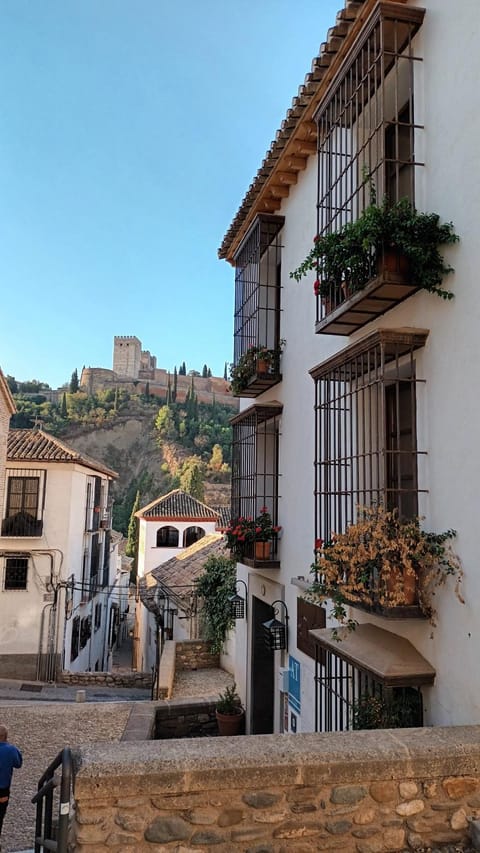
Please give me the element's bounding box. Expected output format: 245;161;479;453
0;701;131;853
171;667;234;698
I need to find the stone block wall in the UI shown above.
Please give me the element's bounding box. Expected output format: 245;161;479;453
59;670;152;689
71;725;480;852
175;640;220;671
155;697;218;739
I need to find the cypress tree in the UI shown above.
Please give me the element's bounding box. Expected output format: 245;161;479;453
126;490;140;582
70;368;79;393
61;392;68;418
173;366;178;402
202;364;208;378
223;362;228;380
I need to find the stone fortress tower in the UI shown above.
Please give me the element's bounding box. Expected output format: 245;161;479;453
113;336;142;379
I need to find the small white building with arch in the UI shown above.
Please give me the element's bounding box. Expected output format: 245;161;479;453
133;489;221;671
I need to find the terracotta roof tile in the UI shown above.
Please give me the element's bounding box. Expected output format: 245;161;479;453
136;489;219;520
138;533;229;612
7;428;118;478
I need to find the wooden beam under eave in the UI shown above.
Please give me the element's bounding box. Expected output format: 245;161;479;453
269;185;290;199
301;120;317;138
291;139;317;155
284;155;308;171
257;198;281;213
275;171;298;186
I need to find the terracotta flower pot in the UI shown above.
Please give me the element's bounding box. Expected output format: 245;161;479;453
377;248;410;277
216;709;245;736
256;358;269;374
386;568;417;605
255;541;271;560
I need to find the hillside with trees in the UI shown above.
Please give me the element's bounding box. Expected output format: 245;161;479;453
6;374;234;536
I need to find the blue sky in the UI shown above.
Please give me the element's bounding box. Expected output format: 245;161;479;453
0;0;340;388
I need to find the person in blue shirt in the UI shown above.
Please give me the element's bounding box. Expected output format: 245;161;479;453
0;724;22;841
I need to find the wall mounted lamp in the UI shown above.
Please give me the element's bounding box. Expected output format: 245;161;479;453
229;579;248;620
262;599;289;651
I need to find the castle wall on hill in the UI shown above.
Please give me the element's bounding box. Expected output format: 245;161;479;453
79;366;235;408
80;336;235;407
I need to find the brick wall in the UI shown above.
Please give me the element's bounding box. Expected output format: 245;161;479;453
71;725;480;851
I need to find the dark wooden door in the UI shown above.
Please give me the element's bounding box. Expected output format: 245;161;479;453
250;596;274;734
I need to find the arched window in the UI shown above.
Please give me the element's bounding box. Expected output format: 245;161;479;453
183;526;206;548
156;526;179;548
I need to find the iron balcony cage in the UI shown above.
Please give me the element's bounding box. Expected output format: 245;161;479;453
311;624;435;734
231;402;282;566
310;328;429;551
314;2;425;324
233;214;284;396
314;644;424;733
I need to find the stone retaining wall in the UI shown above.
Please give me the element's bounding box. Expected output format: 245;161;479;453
175;640;219;671
59;670;152;689
72;725;480;852
155;696;218;739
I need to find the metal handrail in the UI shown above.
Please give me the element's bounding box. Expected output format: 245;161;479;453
32;747;72;853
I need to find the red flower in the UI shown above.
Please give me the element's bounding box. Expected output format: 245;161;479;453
313;279;320;296
313;234;320;243
315;538;324;551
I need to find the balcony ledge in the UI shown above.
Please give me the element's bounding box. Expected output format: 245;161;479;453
315;269;420;336
241;557;281;570
233;371;282;399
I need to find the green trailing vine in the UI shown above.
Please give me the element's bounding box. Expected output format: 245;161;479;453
195;554;237;653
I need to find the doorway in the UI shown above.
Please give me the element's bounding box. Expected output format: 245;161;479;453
250;596;274;733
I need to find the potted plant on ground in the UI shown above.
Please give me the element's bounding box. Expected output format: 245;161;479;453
306;505;463;636
215;682;245;736
291;182;459;305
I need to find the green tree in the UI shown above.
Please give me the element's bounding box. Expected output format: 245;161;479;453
6;375;18;393
155;405;178;442
195;555;236;653
202;364;208;378
173;366;178;402
223;362;228;380
126;490;140;582
70;369;79;393
61;392;68;418
145;381;150;399
179;456;205;501
179;361;186;376
207;368;212;378
209;443;224;471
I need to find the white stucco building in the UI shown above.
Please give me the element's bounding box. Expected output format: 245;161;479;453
133;489;221;671
220;0;478;734
0;427;123;679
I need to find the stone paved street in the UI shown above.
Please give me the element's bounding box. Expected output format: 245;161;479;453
171;667;234;699
0;702;131;853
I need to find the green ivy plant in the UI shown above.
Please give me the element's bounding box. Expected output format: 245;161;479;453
291;190;459;301
195;554;237;653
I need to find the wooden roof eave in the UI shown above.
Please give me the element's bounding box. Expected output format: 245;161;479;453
219;0;417;265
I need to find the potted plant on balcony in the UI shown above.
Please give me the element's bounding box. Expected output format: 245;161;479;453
225;508;281;561
224;516;255;559
291;186;459;304
215;682;244;736
253;506;281;560
229;341;285;395
307;506;463;635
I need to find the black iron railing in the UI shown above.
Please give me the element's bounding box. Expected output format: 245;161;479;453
32;747;72;852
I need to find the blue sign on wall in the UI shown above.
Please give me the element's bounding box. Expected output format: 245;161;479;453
288;655;301;714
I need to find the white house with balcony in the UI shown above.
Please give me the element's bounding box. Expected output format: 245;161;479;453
220;0;478;735
0;427;121;680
